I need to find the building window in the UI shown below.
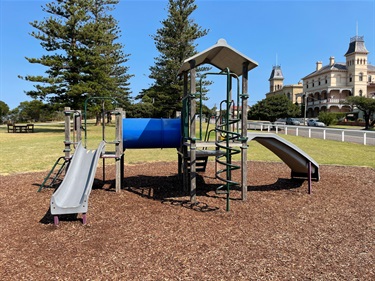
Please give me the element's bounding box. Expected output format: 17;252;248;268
312;79;314;87
369;75;372;82
325;76;328;84
359;90;363;96
349;74;352;82
318;78;321;85
359;73;363;81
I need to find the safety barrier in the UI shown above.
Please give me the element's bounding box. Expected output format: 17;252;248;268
247;121;375;146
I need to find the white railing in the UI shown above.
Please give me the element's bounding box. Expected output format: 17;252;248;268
247;121;375;146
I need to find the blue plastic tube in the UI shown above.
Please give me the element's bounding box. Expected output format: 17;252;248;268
123;118;181;149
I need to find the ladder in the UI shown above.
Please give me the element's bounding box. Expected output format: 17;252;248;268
38;157;70;192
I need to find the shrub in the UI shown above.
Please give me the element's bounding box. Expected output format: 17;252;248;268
318;112;337;126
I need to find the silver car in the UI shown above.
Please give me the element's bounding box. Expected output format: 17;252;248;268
307;119;325;127
286;118;301;125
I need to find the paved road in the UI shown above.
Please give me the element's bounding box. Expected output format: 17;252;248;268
247;123;375;146
280;126;375;146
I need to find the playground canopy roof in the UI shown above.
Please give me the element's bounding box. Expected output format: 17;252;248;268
178;39;258;77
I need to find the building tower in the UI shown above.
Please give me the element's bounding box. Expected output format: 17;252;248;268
269;65;284;92
344;35;369;97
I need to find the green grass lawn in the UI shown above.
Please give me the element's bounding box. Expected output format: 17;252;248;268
0;122;374;175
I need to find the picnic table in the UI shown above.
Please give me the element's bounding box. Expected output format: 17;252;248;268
7;123;34;133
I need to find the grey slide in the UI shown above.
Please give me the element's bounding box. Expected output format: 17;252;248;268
247;133;320;181
50;141;106;220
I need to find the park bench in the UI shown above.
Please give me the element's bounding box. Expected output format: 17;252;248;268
7;122;34;133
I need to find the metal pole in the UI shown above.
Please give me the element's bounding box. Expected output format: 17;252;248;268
101;101;106;183
189;60;197;203
182;71;189;194
304;94;307;125
103;157;105;183
102;101;105;141
115;108;123;192
241;62;249;201
308;161;312;194
64;107;71;160
225;69;232;211
75;111;82;147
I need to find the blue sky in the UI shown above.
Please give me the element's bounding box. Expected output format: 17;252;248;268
1;0;375;110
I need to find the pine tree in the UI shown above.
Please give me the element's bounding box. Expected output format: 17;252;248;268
19;0;132;114
138;0;209;118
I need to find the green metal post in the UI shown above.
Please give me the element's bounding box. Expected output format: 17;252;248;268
225;68;232;211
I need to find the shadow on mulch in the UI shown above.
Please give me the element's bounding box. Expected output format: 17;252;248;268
123;174;225;197
161;199;220;212
33;181;62;192
38;179;110;225
38;174;307;221
40;208;83;225
123;173;223;212
122;174;307;211
248;178;305;192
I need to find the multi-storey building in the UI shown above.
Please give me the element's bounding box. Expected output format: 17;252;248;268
266;35;375;119
302;35;375;118
266;65;303;104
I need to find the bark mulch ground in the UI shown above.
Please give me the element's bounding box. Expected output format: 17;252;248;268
0;161;374;280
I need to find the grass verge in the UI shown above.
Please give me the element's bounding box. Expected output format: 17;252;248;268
0;122;374;175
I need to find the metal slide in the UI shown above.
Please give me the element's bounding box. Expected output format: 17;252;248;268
247;133;320;181
50;141;106;224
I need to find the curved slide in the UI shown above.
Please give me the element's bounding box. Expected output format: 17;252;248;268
50;141;106;224
247;133;320;181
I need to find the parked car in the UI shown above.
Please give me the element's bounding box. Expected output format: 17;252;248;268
307;119;326;127
286;118;301;125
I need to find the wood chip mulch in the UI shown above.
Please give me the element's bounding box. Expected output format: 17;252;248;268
0;161;374;280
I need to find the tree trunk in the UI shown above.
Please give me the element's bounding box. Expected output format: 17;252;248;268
95;113;101;126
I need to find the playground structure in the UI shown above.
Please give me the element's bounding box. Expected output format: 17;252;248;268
45;103;124;225
43;39;320;225
178;38;259;210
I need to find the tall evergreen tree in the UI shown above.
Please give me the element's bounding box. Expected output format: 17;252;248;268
19;0;132;115
138;0;209;118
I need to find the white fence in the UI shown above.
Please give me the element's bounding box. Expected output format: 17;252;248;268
247;122;375;146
